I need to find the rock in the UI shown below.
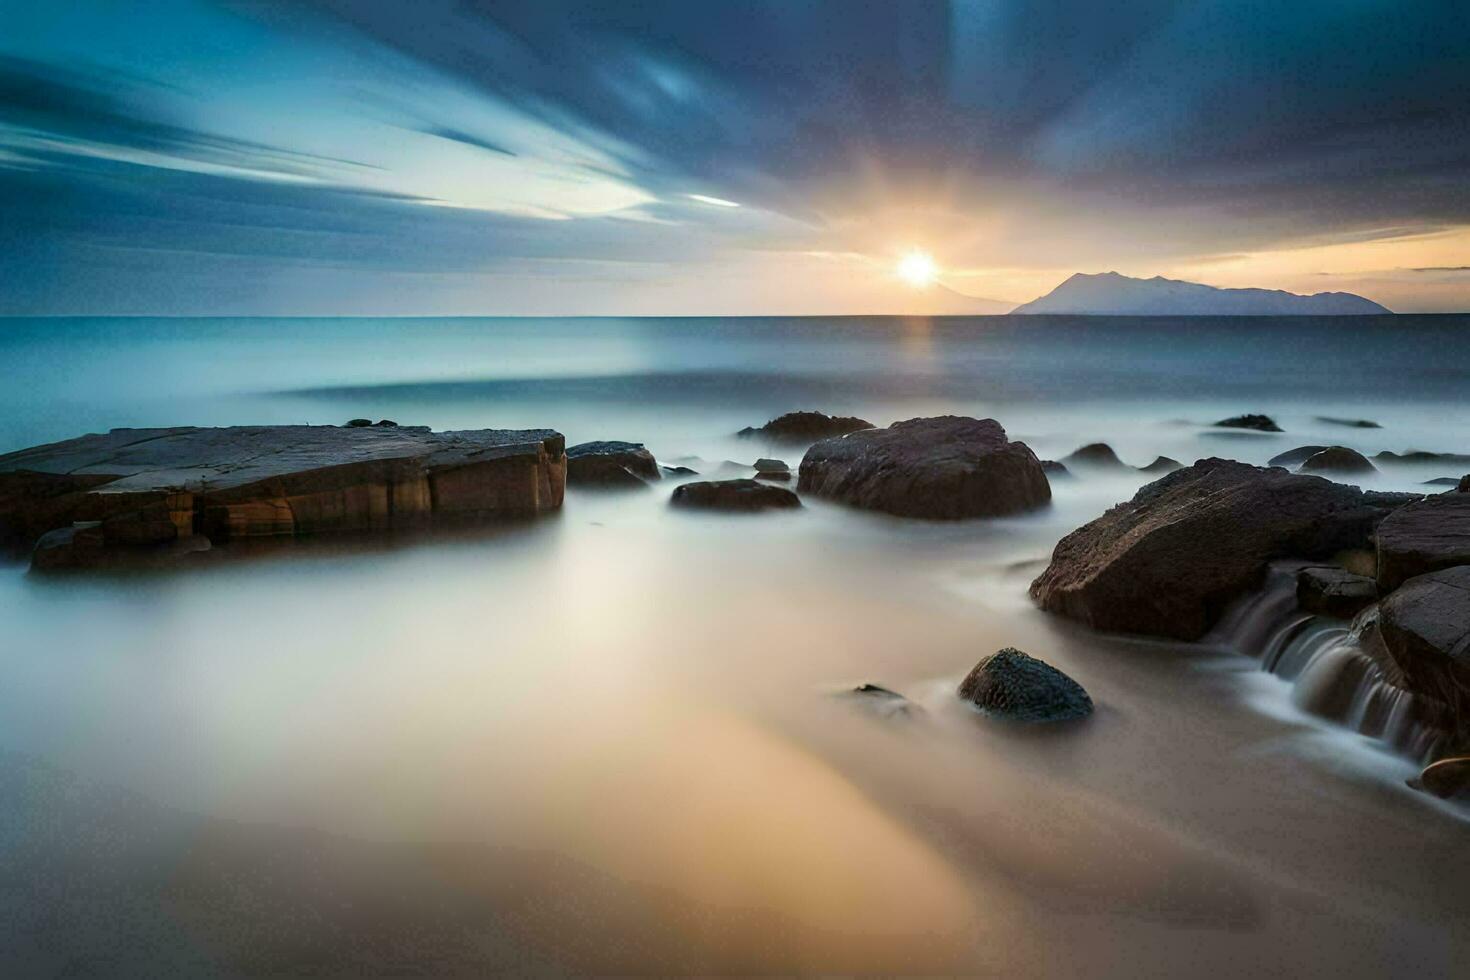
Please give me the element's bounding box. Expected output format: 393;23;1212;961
1296;565;1378;618
1422;478;1460;487
1316;416;1381;429
798;416;1051;520
669;479;801;512
1039;459;1072;479
374;419;398;427
1030;459;1397;639
840;683;921;719
957;648;1093;722
661;465;699;476
1;425;566;570
1139;456;1182;475
1214;414;1282;432
345;418;373;427
1375;450;1470;466
565;441;660;488
1461;475;1470;493
1417;756;1470;799
1374;492;1470;591
737;411;874;444
1377;566;1470;726
754;458;792;481
1269;445;1329;468
1299;446;1377;475
1060;443;1127;469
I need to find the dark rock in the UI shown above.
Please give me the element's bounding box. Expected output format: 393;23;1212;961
737;411;874;444
1299;446;1377;475
1316;416;1381;429
30;523;105;571
1377;566;1470;728
1375;450;1470;466
841;683;920;719
1060;443;1127;469
661;465;699;477
1214;414;1282;432
1296;566;1378;618
345;418;373;427
1139;456;1182;475
1039;459;1072;479
1030;459;1396;639
1461;474;1470;493
798;416;1050;520
957;648;1093;722
374;419;398;427
1423;478;1460;487
669;479;801;512
565;441;660;488
754;457;789;473
755;471;792;482
1417;756;1470;799
1269;445;1329;468
1;425;566;570
1374;492;1470;591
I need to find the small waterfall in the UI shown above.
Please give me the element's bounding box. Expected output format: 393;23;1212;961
1210;563;1444;763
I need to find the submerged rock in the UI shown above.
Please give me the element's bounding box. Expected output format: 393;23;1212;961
1039;459;1072;479
798;416;1051;520
1297;565;1378;618
1377;566;1470;727
661;465;699;477
1269;445;1329;468
1030;459;1400;639
840;683;921;719
1138;456;1183;475
345;418;373;428
1317;416;1381;429
0;425;566;570
1214;413;1282;432
957;648;1093;722
1060;443;1128;469
737;411;874;444
1375;450;1470;466
669;478;800;512
1299;446;1377;475
1422;478;1459;487
566;441;661;488
1374;492;1470;590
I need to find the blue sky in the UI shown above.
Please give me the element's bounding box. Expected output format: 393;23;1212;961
2;0;1468;314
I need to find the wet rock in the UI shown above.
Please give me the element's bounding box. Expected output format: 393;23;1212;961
661;465;699;477
1296;565;1378;618
1375;450;1470;466
753;457;791;481
1030;459;1397;639
1039;459;1072;479
1138;456;1182;475
2;425;566;570
1060;443;1127;469
566;441;661;488
1374;492;1470;591
1299;446;1377;475
737;411;874;444
1269;445;1329;468
1317;416;1382;429
841;683;921;719
669;478;801;512
1214;413;1282;432
957;648;1093;722
1377;566;1470;728
798;416;1051;520
1417;756;1470;799
345;418;372;427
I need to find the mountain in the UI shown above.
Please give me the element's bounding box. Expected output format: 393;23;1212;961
903;283;1013;315
1011;272;1391;315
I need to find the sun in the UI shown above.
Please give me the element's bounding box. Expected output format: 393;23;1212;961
897;250;937;288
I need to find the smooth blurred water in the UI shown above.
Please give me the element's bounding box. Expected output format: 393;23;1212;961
1;314;1468;975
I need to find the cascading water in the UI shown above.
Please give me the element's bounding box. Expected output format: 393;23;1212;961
1209;563;1444;764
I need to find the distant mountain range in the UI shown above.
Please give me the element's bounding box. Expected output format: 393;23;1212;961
1011;271;1391;315
904;283;1013;315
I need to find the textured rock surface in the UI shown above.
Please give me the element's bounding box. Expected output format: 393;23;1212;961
1030;459;1399;639
565;441;660;488
1296;565;1378;618
957;648;1093;722
1374;492;1470;590
0;425;565;568
1377;566;1470;729
1299;446;1376;475
1060;443;1127;469
669;478;800;512
798;416;1050;520
737;411;873;444
1215;414;1282;432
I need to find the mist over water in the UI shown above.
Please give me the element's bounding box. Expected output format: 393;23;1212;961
2;315;1468;975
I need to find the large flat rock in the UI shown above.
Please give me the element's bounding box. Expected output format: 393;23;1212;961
1374;490;1470;591
1;425;565;568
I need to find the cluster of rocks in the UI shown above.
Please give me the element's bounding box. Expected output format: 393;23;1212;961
845;647;1092;725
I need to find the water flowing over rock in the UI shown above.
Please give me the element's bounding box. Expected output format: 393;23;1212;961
566;441;660;488
1030;459;1400;640
736;411;873;444
1299;446;1376;475
669;479;800;512
1214;414;1282;432
957;648;1093;722
797;416;1050;520
0;425;566;570
1374;492;1470;591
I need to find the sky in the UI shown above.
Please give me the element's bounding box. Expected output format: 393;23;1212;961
1;0;1467;316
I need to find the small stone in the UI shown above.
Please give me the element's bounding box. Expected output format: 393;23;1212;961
958;648;1093;722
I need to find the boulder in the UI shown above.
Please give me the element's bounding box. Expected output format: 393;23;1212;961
661;465;699;477
1376;566;1470;726
1030;459;1398;639
1417;756;1470;799
1299;446;1376;475
0;425;566;570
1039;460;1072;479
753;457;791;481
1375;450;1470;466
1214;414;1282;432
1138;456;1182;475
737;411;874;444
669;479;801;512
374;419;398;427
1296;565;1378;618
1374;493;1470;591
957;648;1093;722
566;441;660;488
1268;445;1328;467
1317;416;1381;429
798;416;1051;520
345;418;373;427
1060;443;1127;469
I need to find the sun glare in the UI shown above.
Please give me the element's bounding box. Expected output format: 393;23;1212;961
897;251;937;288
